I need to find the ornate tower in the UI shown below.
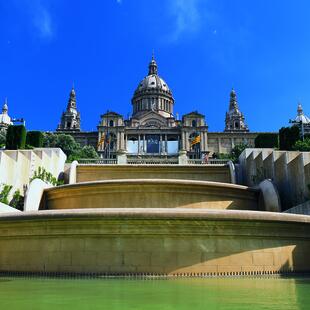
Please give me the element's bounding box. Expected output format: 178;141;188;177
0;98;12;132
131;55;174;118
224;89;249;132
57;87;81;131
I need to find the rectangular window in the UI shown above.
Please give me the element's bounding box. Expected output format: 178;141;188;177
146;135;160;153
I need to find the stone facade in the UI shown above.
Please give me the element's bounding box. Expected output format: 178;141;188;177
56;56;274;157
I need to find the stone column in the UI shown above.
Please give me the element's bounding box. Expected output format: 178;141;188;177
181;131;185;150
186;132;190;151
124;134;127;151
165;134;168;154
117;131;121;151
200;131;205;152
160;135;163;154
231;137;235;150
138;135;141;154
217;137;222;154
120;132;125;150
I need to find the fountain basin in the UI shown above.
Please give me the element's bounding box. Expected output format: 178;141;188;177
41;179;259;210
0;208;309;276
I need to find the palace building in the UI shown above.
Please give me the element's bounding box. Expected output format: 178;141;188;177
56;56;269;158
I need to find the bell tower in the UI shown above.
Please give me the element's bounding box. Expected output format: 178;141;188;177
57;87;81;131
224;89;249;132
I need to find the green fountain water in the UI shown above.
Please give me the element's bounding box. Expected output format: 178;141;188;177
0;277;309;309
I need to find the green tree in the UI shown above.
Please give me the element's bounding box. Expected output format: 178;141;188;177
279;126;300;150
43;133;99;162
26;131;44;147
43;133;80;158
231;143;248;163
0;131;6;148
255;133;279;148
293;138;310;152
68;145;99;162
5;125;26;150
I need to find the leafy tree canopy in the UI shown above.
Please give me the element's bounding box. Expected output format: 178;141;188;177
43;133;98;162
293;138;310;152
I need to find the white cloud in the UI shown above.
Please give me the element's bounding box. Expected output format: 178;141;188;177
16;0;54;40
167;0;202;42
33;5;53;39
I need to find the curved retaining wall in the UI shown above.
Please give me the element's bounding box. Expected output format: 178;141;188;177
41;179;259;211
0;209;309;276
76;165;232;184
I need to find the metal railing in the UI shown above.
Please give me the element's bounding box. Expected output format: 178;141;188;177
127;158;179;165
78;158;117;165
78;158;229;165
187;159;230;165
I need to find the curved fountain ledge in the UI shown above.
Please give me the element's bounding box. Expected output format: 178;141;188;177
0;208;309;223
0;208;309;277
41;179;260;211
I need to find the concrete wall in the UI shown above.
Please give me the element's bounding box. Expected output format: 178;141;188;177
76;165;232;184
42;180;259;211
0;148;66;199
0;209;309;276
239;149;310;210
285;200;310;215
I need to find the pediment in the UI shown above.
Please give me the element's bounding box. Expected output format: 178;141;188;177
133;111;168;128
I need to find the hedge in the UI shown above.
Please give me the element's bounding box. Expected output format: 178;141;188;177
5;125;26;150
254;133;279;148
279;126;300;151
26;131;43;148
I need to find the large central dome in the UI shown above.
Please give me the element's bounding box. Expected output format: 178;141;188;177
132;56;174;118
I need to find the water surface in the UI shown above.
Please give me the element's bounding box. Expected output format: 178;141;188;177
0;277;309;309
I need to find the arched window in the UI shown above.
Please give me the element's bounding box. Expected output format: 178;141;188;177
192;120;197;127
109;120;114;127
235;122;239;129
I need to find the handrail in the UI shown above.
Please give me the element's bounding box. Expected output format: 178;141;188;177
127;158;179;165
78;158;229;165
78;159;117;165
188;159;229;165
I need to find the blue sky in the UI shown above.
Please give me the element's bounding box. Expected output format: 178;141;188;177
1;0;310;132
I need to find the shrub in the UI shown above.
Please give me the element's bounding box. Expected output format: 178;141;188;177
30;167;64;186
5;125;26;150
10;189;24;211
293;138;310;152
68;145;99;162
26;131;43;148
279;126;300;151
255;133;279;148
0;184;13;205
0;131;6;148
231;143;249;163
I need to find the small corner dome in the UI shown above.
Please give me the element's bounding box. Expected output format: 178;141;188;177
295;114;310;124
295;103;310;124
0;112;11;125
